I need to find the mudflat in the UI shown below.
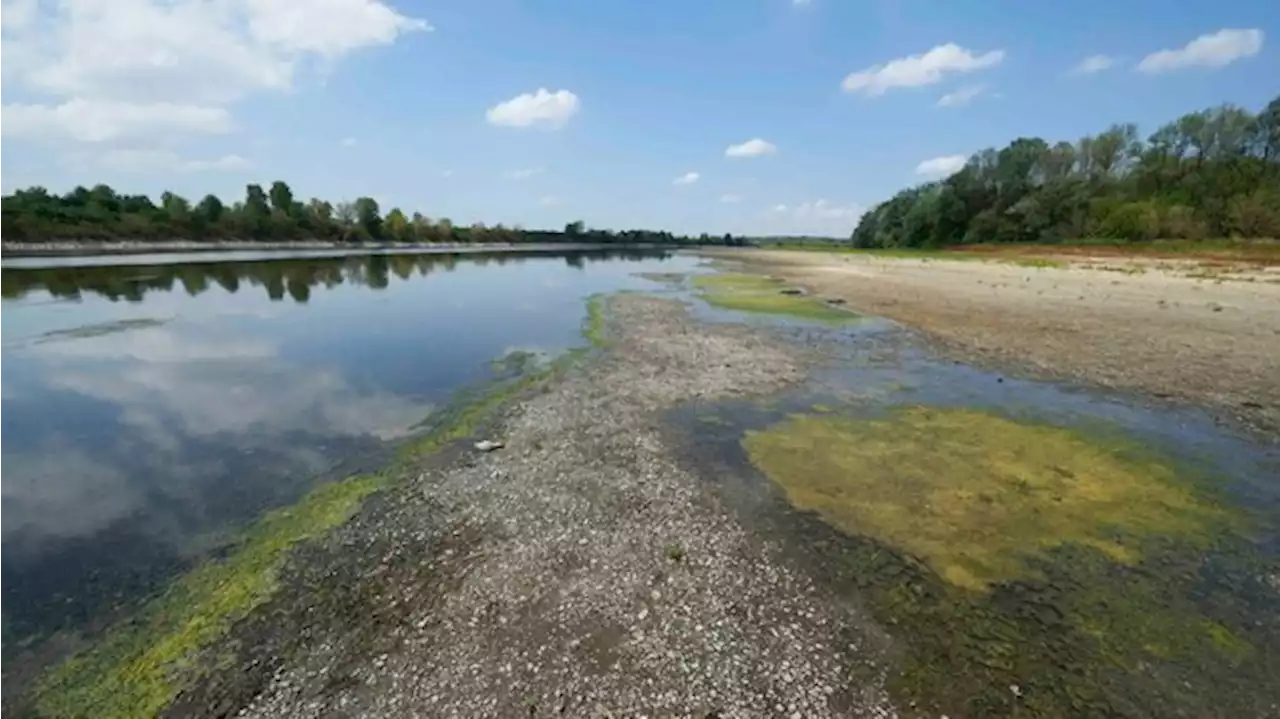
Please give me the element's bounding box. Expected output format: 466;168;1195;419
710;248;1280;437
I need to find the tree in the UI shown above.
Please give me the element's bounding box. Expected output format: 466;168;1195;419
353;197;381;239
384;207;410;242
195;195;225;224
269;181;295;217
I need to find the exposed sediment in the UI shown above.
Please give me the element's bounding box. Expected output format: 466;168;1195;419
169;294;896;718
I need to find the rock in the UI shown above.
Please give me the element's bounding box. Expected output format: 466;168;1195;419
474;440;505;452
779;288;804;296
825;297;847;305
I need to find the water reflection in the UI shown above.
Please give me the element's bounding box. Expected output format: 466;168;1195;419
1;248;670;303
1;248;685;650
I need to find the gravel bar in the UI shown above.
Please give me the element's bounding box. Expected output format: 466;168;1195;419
175;294;896;718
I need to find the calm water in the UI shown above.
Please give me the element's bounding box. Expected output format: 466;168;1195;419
1;249;697;644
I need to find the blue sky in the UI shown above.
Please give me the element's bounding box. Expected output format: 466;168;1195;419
2;0;1275;236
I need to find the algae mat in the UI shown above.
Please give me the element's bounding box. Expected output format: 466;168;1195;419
691;273;856;322
743;405;1278;717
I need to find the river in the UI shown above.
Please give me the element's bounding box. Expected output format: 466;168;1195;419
1;248;696;650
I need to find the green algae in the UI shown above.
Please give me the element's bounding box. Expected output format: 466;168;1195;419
742;406;1276;716
36;474;386;719
743;407;1234;591
691;273;856;322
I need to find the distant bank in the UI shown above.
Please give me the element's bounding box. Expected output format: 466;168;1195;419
1;239;675;260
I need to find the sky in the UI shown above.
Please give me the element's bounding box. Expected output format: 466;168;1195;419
1;0;1275;237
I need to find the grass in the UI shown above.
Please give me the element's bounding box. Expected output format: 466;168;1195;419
35;293;618;719
742;406;1273;716
691;273;857;322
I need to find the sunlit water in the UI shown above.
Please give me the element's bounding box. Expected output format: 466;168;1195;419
1;249;697;646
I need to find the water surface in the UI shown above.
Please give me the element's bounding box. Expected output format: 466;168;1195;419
1;249;695;646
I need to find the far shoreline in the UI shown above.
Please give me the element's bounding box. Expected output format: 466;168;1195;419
1;240;679;264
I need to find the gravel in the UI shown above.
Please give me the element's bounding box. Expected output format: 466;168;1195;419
178;294;896;718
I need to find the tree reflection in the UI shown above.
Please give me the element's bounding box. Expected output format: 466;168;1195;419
1;249;672;304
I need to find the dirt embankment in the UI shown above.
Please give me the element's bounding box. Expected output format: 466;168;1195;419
171;295;895;718
709;249;1280;437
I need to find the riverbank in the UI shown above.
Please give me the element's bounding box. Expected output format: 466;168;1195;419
705;248;1280;438
0;240;674;260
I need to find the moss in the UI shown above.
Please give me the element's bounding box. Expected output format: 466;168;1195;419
742;406;1273;716
583;293;608;347
35;474;386;719
744;407;1233;591
691;273;857;322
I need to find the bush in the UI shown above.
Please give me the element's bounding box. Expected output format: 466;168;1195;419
1098;202;1160;242
1226;189;1280;238
1159;205;1209;240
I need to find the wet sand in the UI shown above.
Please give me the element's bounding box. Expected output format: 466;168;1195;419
706;249;1280;438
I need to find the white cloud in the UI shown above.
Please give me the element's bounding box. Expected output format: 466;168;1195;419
538;195;562;206
0;0;427;149
842;43;1004;96
1069;54;1116;75
719;194;742;204
2;99;231;142
1;0;38;32
506;168;543;181
95;149;253;172
725;138;777;158
935;84;986;108
181;154;253;171
794;198;863;222
485;88;580;129
1137;29;1264;73
915;154;967;178
761;198;864;236
673;171;700;186
341;136;357;147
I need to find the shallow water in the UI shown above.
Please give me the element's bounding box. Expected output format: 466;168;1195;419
1;249;698;647
668;274;1280;717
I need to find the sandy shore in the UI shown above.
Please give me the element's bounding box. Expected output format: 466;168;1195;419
163;295;894;718
707;249;1280;438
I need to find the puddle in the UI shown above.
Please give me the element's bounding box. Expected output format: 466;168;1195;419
670;281;1280;717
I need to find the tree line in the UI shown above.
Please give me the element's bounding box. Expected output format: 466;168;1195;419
852;95;1280;248
1;183;748;246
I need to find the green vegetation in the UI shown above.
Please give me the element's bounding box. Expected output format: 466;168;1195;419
36;474;386;718
1;182;744;247
743;407;1233;591
743;406;1276;716
853;96;1280;247
691;273;856;321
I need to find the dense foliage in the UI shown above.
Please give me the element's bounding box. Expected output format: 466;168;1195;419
852;96;1280;248
1;183;746;246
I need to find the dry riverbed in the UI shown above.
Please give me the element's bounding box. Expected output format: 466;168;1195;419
710;249;1280;438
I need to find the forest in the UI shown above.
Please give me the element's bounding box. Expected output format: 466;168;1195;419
852;95;1280;248
0;183;745;246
